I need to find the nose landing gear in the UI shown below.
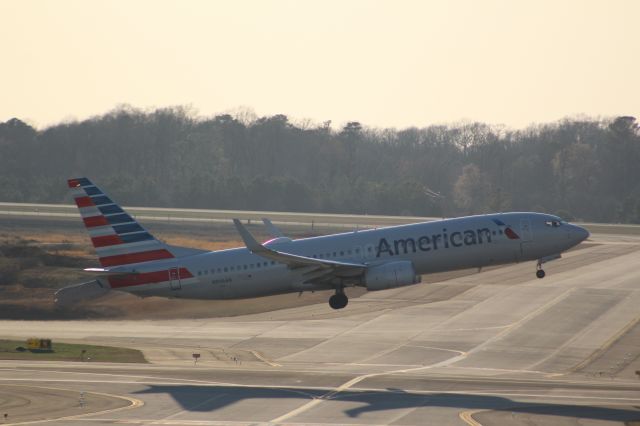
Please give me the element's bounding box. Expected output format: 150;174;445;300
329;288;348;309
535;253;561;279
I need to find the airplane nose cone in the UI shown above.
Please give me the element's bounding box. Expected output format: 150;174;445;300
571;225;590;243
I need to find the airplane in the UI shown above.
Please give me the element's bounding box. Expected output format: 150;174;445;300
55;177;590;309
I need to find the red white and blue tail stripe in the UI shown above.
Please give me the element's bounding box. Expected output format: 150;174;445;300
68;177;175;267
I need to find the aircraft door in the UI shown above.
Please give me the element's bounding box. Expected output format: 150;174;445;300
169;267;181;290
519;219;534;260
520;219;533;242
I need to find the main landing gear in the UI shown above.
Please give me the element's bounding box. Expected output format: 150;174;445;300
536;266;546;279
329;288;348;310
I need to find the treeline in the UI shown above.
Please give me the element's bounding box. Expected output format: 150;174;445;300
0;106;639;223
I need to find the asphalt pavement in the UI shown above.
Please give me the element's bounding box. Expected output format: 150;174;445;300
1;231;640;425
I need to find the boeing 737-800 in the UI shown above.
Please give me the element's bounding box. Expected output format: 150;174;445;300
56;178;589;309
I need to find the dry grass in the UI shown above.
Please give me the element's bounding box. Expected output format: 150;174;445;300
3;232;86;245
158;235;243;251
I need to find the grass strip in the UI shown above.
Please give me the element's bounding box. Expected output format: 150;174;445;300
0;339;147;363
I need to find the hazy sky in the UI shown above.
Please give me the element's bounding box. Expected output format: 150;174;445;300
2;0;639;129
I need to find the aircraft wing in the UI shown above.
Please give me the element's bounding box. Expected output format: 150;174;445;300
233;219;366;277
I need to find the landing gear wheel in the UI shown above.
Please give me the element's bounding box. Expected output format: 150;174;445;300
329;293;348;309
536;269;546;279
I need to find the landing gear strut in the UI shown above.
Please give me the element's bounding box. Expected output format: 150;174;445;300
536;263;546;279
535;254;560;279
329;288;348;309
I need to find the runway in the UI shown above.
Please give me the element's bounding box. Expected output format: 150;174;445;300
1;232;640;424
2;201;640;234
0;202;435;229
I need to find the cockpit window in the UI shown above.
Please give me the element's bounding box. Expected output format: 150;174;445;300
545;220;562;227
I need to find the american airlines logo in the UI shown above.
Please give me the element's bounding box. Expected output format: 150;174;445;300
376;223;519;258
491;218;521;240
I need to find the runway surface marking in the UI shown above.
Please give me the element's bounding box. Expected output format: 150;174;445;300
6;365;640;389
459;409;486;426
569;314;640;373
248;350;281;367
276;308;396;362
269;286;578;423
2;384;143;426
352;327;431;364
402;345;467;356
0;278;625;426
3;369;640;426
146;393;226;425
3;375;639;403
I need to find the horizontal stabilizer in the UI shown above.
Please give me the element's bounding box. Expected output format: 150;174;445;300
54;280;110;306
82;267;138;277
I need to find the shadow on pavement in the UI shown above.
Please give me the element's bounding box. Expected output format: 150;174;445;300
135;384;640;422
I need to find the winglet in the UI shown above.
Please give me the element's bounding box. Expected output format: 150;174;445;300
262;218;284;237
233;219;265;253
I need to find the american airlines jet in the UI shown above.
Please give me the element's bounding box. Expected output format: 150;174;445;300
56;178;589;309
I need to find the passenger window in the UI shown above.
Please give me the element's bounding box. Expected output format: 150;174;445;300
340;251;344;256
224;267;228;272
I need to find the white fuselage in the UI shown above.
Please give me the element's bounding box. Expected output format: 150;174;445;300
110;212;587;300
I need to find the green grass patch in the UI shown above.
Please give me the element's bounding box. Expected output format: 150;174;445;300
0;339;147;363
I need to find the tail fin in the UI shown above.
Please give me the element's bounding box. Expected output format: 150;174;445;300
68;177;176;267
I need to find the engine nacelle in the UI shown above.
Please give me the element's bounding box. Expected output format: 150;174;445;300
364;261;421;291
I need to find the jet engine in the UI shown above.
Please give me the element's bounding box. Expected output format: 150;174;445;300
364;261;421;291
